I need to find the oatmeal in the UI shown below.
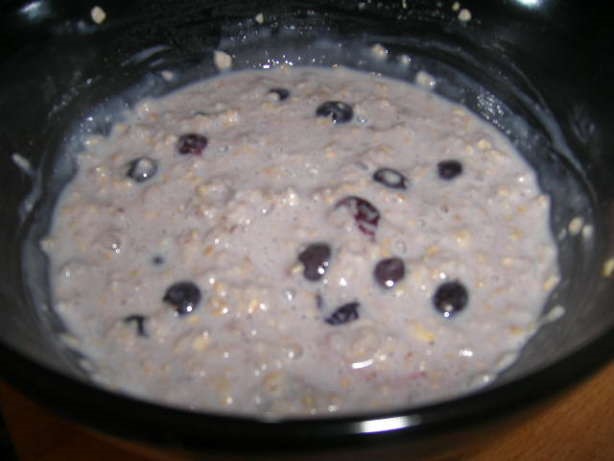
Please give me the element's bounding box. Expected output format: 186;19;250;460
42;66;559;417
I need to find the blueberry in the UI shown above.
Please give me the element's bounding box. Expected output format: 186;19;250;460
163;281;202;315
437;160;463;180
126;157;157;183
123;314;148;337
373;167;408;190
152;255;165;266
176;133;208;155
298;243;331;281
316;101;354;124
374;257;405;288
268;87;290;101
325;301;360;326
335;196;380;238
433;280;468;318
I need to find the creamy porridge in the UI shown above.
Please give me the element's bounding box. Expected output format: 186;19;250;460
42;66;559;417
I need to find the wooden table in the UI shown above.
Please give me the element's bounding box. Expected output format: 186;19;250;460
1;360;613;460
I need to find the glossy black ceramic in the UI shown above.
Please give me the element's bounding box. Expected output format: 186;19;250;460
0;0;612;457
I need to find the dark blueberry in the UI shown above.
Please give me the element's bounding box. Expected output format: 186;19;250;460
325;301;360;326
335;196;380;238
176;133;208;155
374;257;406;288
437;160;463;180
268;87;290;101
315;101;354;124
152;255;165;265
126;157;157;183
373;167;408;190
163;281;202;315
123;314;148;337
298;243;331;281
433;280;468;318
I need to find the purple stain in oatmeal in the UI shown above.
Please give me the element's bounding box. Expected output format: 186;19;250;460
374;257;406;288
373;167;408;190
298;242;331;281
163;281;202;315
315;101;354;124
335;196;380;238
437;160;463;180
176;133;208;155
325;301;360;325
433;280;468;318
315;293;325;309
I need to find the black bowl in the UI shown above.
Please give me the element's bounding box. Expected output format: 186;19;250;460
1;0;613;457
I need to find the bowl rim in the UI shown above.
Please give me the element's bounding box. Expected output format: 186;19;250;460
0;327;612;452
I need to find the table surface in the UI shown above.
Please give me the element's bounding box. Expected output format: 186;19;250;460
1;360;613;460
